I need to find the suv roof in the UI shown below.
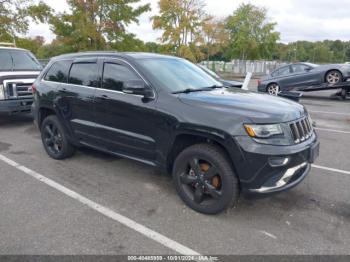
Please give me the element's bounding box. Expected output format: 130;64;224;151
52;51;178;61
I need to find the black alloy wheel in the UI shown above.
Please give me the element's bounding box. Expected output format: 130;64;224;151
173;144;239;214
41;115;75;160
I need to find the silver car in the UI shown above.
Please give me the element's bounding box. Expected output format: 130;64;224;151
258;62;350;95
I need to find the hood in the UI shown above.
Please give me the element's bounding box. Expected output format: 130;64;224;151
0;71;40;83
317;63;350;69
0;71;41;77
178;88;305;124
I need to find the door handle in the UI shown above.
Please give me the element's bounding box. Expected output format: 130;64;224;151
59;88;67;93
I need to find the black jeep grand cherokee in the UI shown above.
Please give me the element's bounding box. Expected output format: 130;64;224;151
32;52;319;214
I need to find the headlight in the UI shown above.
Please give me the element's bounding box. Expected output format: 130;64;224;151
244;124;283;138
0;84;5;100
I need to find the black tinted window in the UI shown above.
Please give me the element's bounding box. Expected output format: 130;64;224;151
68;63;98;87
44;60;71;83
11;51;42;71
0;50;12;70
102;63;140;91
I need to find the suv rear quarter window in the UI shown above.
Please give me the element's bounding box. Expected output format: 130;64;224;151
44;60;72;83
68;63;98;87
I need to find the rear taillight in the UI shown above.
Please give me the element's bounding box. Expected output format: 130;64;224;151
31;84;37;94
257;79;261;86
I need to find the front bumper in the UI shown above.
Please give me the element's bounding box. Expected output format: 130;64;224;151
234;134;319;197
0;98;33;114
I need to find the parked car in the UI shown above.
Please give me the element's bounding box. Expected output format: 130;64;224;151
0;45;42;114
198;64;243;88
258;62;350;95
32;52;319;214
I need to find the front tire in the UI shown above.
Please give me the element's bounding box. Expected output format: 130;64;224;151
41;115;75;160
173;143;239;214
326;70;342;85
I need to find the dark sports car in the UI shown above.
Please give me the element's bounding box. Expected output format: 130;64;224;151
258;62;350;95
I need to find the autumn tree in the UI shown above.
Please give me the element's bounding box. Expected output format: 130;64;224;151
201;16;229;61
225;3;280;60
152;0;206;61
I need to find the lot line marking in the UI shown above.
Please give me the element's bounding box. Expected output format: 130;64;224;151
0;154;200;256
259;231;277;240
309;110;350;116
315;127;350;134
312;164;350;175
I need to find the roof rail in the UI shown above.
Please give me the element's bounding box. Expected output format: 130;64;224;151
0;42;16;47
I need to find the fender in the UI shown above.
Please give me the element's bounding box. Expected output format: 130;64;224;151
37;104;79;146
160;122;246;175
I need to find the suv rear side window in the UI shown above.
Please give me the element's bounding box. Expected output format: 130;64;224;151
44;60;71;83
102;63;141;91
0;50;12;70
68;63;98;87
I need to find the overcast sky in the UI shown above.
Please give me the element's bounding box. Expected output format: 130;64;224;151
28;0;350;43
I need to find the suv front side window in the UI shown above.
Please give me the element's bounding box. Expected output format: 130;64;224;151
68;63;98;87
102;63;141;92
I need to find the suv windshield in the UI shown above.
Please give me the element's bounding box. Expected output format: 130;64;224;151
0;49;42;71
137;58;222;93
198;64;221;80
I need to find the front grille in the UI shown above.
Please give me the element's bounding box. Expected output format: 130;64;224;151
14;83;33;97
3;79;35;99
289;117;313;143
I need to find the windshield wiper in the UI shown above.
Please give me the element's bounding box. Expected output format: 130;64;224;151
206;84;224;89
172;85;223;94
172;88;210;94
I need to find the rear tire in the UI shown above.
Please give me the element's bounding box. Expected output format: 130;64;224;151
325;70;342;85
41;115;75;160
173;143;239;214
267;83;279;96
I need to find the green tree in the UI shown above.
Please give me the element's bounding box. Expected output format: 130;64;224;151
0;0;50;42
43;0;150;52
312;42;333;63
36;39;75;59
16;36;45;54
225;3;280;60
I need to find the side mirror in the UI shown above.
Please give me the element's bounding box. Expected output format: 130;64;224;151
123;80;153;98
305;67;312;72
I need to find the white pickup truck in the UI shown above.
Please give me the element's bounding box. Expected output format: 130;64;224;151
0;45;42;114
